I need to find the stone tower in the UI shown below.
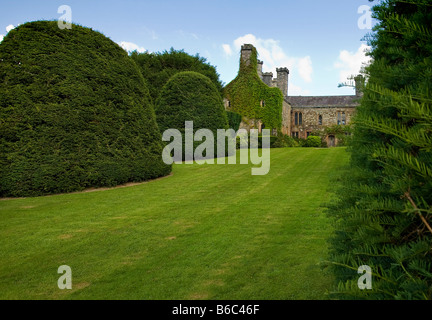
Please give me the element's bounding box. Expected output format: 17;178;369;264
240;44;254;68
276;67;289;96
262;72;273;87
257;60;263;78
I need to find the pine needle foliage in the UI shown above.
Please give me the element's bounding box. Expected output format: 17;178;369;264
325;0;432;300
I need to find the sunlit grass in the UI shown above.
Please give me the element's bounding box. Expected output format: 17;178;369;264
0;147;348;300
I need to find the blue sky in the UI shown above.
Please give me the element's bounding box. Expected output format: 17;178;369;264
0;0;375;96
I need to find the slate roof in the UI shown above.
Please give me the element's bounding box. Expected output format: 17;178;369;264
287;95;359;108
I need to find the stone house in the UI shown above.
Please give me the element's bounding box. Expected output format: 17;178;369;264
224;44;363;146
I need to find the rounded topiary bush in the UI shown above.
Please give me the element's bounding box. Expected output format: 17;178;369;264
0;21;171;197
156;71;229;160
304;135;322;148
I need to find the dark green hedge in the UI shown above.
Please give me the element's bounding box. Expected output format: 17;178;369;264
156;71;229;160
131;48;224;103
271;133;297;148
0;21;171;197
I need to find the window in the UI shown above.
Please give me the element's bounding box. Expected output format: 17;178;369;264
292;132;299;138
337;112;346;125
294;112;303;125
307;131;311;137
318;115;323;126
260;100;265;107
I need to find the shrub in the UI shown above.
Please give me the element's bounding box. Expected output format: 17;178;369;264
131;48;224;103
272;133;297;148
0;21;171;197
156;71;229;160
304;136;321;148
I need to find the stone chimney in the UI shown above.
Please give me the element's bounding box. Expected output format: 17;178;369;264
257;60;263;79
262;72;273;87
276;67;289;96
240;44;254;68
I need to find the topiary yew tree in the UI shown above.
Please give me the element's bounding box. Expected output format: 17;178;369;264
0;21;171;197
156;71;229;160
131;48;224;104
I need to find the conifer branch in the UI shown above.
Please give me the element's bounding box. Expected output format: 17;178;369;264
404;191;432;235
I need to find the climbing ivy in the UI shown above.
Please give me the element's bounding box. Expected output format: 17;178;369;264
226;111;242;131
223;46;283;131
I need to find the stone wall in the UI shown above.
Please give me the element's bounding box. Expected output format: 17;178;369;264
291;106;356;140
281;99;291;135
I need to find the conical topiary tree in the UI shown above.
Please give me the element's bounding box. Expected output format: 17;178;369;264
156;71;229;161
0;20;171;197
130;48;224;103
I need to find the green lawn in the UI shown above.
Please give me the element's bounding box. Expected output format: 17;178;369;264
0;147;348;300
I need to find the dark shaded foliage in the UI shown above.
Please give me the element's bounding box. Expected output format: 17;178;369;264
131;48;224;104
156;71;229;161
326;0;432;299
0;21;171;197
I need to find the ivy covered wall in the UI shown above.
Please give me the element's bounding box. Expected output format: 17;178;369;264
223;45;283;131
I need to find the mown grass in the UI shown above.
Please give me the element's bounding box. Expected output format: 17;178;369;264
0;147;348;300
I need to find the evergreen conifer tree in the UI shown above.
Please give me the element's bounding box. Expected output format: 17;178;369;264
326;0;432;300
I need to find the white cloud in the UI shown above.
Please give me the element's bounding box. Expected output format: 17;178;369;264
222;44;232;56
298;56;312;83
289;83;310;96
334;44;371;82
1;24;17;42
119;41;146;53
231;34;313;83
6;24;15;33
